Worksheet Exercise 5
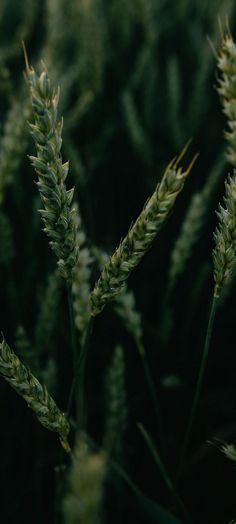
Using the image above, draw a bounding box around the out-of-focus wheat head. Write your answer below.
[63,436,106,523]
[0,98,30,204]
[72,204,93,344]
[217,29,236,166]
[103,345,127,457]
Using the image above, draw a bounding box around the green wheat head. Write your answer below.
[90,145,197,315]
[24,53,79,281]
[213,172,236,298]
[63,435,106,523]
[0,338,70,452]
[217,29,236,166]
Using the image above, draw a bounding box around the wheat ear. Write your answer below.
[0,338,70,452]
[90,145,197,315]
[213,172,236,298]
[24,50,79,281]
[217,30,236,166]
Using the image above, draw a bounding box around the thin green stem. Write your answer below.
[55,284,77,523]
[138,422,192,523]
[137,422,172,492]
[136,338,166,457]
[177,296,218,481]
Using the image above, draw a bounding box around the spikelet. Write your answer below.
[0,97,30,203]
[72,207,93,344]
[63,436,106,524]
[90,147,196,315]
[103,345,127,457]
[217,30,236,166]
[25,56,79,281]
[213,172,236,298]
[0,338,70,452]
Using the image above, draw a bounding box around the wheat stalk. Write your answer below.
[90,145,197,315]
[24,49,79,281]
[0,338,70,452]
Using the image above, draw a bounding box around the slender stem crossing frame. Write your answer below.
[177,296,218,480]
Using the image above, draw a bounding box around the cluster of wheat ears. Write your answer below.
[1,24,236,524]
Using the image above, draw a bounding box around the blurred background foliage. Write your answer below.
[0,1,236,523]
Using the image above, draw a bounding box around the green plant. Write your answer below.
[1,3,236,524]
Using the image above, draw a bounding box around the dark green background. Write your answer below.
[0,1,236,522]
